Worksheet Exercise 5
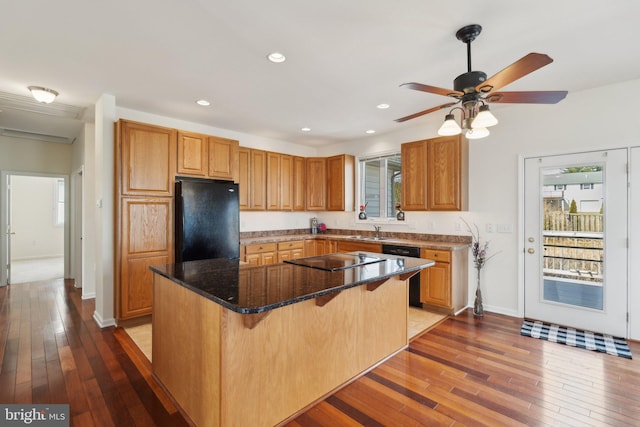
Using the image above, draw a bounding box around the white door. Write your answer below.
[1,174,13,286]
[524,149,628,337]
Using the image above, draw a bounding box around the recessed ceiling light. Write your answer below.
[196,99,211,106]
[301,127,311,132]
[366,130,376,134]
[267,52,286,63]
[376,103,390,109]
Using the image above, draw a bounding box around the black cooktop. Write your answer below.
[284,253,384,272]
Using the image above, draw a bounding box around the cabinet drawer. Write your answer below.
[245,242,277,254]
[421,249,451,263]
[277,240,305,251]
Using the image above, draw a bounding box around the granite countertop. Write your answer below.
[150,252,434,314]
[240,233,470,251]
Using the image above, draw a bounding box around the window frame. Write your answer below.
[357,152,402,221]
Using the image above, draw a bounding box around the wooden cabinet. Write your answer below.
[420,248,468,313]
[119,120,176,196]
[327,154,355,211]
[336,240,382,253]
[293,156,306,211]
[401,135,467,211]
[305,157,327,211]
[276,240,305,262]
[266,153,294,211]
[118,197,173,319]
[177,132,238,180]
[245,242,277,266]
[208,136,238,180]
[238,148,267,210]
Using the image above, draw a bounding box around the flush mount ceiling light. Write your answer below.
[267,52,286,63]
[395,24,568,139]
[196,99,211,106]
[28,86,59,104]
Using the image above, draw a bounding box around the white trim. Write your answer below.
[93,310,116,328]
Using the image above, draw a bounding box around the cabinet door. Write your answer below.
[266,152,281,210]
[177,131,208,177]
[305,157,326,210]
[427,135,463,211]
[250,149,267,210]
[420,261,452,308]
[327,154,355,211]
[238,147,250,210]
[336,241,382,253]
[208,136,238,180]
[293,156,306,211]
[401,140,428,210]
[280,154,294,211]
[119,120,176,196]
[119,197,173,319]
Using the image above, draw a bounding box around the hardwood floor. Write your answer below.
[2,278,639,426]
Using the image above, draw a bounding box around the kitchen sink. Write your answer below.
[346,235,384,241]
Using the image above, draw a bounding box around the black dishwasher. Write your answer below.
[382,244,422,307]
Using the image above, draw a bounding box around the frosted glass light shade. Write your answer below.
[465,127,490,139]
[437,114,462,136]
[471,105,498,128]
[28,86,59,103]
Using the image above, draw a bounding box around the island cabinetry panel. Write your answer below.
[305,157,327,210]
[401,135,467,211]
[118,120,176,196]
[244,242,277,266]
[420,248,468,313]
[327,154,355,211]
[336,240,382,253]
[117,197,173,319]
[152,273,408,427]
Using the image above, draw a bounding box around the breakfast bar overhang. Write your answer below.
[150,252,434,427]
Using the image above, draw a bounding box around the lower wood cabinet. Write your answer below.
[336,240,382,253]
[276,240,304,262]
[245,242,277,266]
[420,248,468,313]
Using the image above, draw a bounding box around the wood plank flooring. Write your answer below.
[2,278,639,426]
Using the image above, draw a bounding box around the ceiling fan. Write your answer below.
[395,24,567,138]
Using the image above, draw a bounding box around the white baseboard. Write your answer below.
[81,292,96,300]
[93,311,116,328]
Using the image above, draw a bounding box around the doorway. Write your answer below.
[1,173,67,285]
[523,150,627,337]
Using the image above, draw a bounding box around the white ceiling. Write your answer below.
[1,0,638,146]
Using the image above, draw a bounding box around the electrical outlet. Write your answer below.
[486,223,495,233]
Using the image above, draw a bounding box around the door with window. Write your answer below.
[524,149,627,337]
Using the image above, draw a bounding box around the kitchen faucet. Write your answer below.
[373,224,382,240]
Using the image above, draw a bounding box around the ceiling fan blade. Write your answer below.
[400,82,463,98]
[485,90,568,104]
[478,53,554,93]
[394,102,458,123]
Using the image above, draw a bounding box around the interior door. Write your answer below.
[524,149,627,337]
[1,173,13,286]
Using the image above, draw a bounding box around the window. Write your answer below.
[581,183,594,190]
[54,179,65,227]
[554,184,566,190]
[359,154,401,219]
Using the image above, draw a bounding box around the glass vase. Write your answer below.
[473,267,484,317]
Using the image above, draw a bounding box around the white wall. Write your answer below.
[10,175,64,259]
[0,136,72,173]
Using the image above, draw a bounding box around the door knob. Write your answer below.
[527,248,535,254]
[528,237,535,243]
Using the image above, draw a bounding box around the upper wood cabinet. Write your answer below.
[208,136,238,180]
[401,135,467,211]
[177,131,238,180]
[293,156,306,211]
[118,120,176,196]
[238,147,267,210]
[327,154,355,211]
[266,152,294,211]
[305,157,327,211]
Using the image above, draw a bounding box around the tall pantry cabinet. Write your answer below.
[115,120,176,320]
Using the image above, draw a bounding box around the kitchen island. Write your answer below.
[150,252,434,427]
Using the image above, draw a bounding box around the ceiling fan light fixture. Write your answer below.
[465,126,490,139]
[471,104,498,128]
[28,86,59,103]
[437,113,462,136]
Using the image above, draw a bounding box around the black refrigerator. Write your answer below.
[175,177,240,262]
